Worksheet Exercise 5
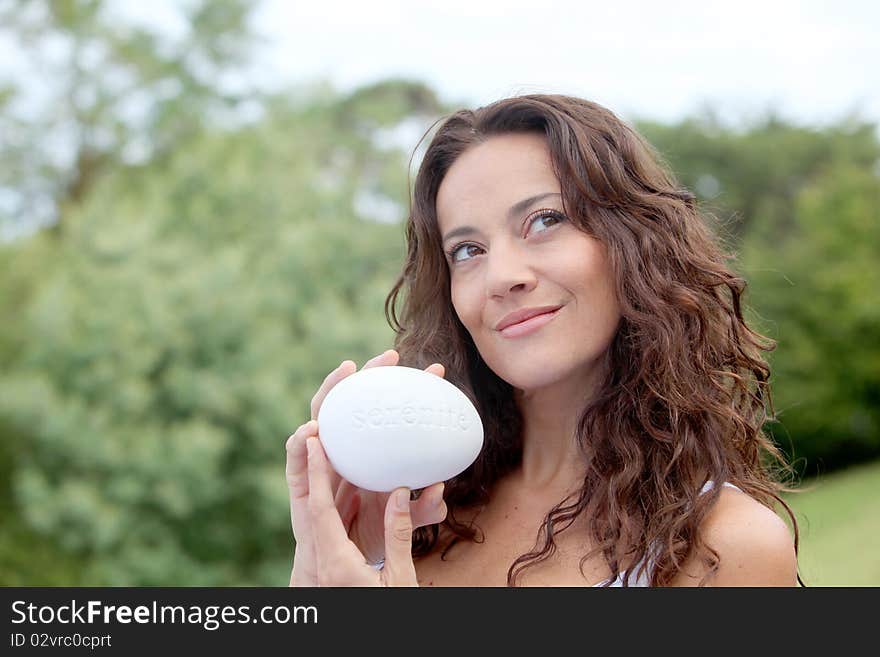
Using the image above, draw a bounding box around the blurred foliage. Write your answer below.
[743,164,880,473]
[638,113,880,241]
[0,2,446,585]
[0,0,259,239]
[0,1,877,585]
[640,115,880,475]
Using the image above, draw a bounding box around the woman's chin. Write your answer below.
[488,354,608,399]
[495,367,573,394]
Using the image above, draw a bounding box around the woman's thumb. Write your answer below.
[382,488,418,586]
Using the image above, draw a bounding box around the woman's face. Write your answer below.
[435,132,622,393]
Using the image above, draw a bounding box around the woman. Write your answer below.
[286,95,801,587]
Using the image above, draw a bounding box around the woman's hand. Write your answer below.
[304,435,428,586]
[286,349,448,586]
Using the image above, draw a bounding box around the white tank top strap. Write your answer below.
[699,480,741,495]
[596,481,742,587]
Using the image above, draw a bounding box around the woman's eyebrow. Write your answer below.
[441,192,562,245]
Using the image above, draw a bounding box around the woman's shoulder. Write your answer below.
[669,482,799,586]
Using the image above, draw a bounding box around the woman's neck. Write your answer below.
[512,363,605,491]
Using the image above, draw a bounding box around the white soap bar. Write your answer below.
[316,366,484,492]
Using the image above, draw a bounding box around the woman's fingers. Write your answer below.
[306,437,364,580]
[361,349,400,370]
[424,363,445,379]
[410,482,447,529]
[310,361,356,421]
[381,488,419,586]
[310,350,400,423]
[306,438,349,539]
[287,421,318,509]
[286,420,320,586]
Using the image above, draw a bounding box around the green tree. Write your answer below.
[639,113,880,472]
[0,0,259,240]
[0,80,445,585]
[742,163,880,473]
[637,114,879,242]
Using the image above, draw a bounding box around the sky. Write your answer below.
[248,0,880,126]
[1,0,877,242]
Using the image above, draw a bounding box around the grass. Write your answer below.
[782,459,880,586]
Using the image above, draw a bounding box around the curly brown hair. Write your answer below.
[384,94,802,586]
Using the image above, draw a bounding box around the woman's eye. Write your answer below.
[526,210,565,236]
[450,243,483,263]
[447,210,566,264]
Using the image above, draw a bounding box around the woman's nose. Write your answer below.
[484,243,537,299]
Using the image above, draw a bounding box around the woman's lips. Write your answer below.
[498,307,561,338]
